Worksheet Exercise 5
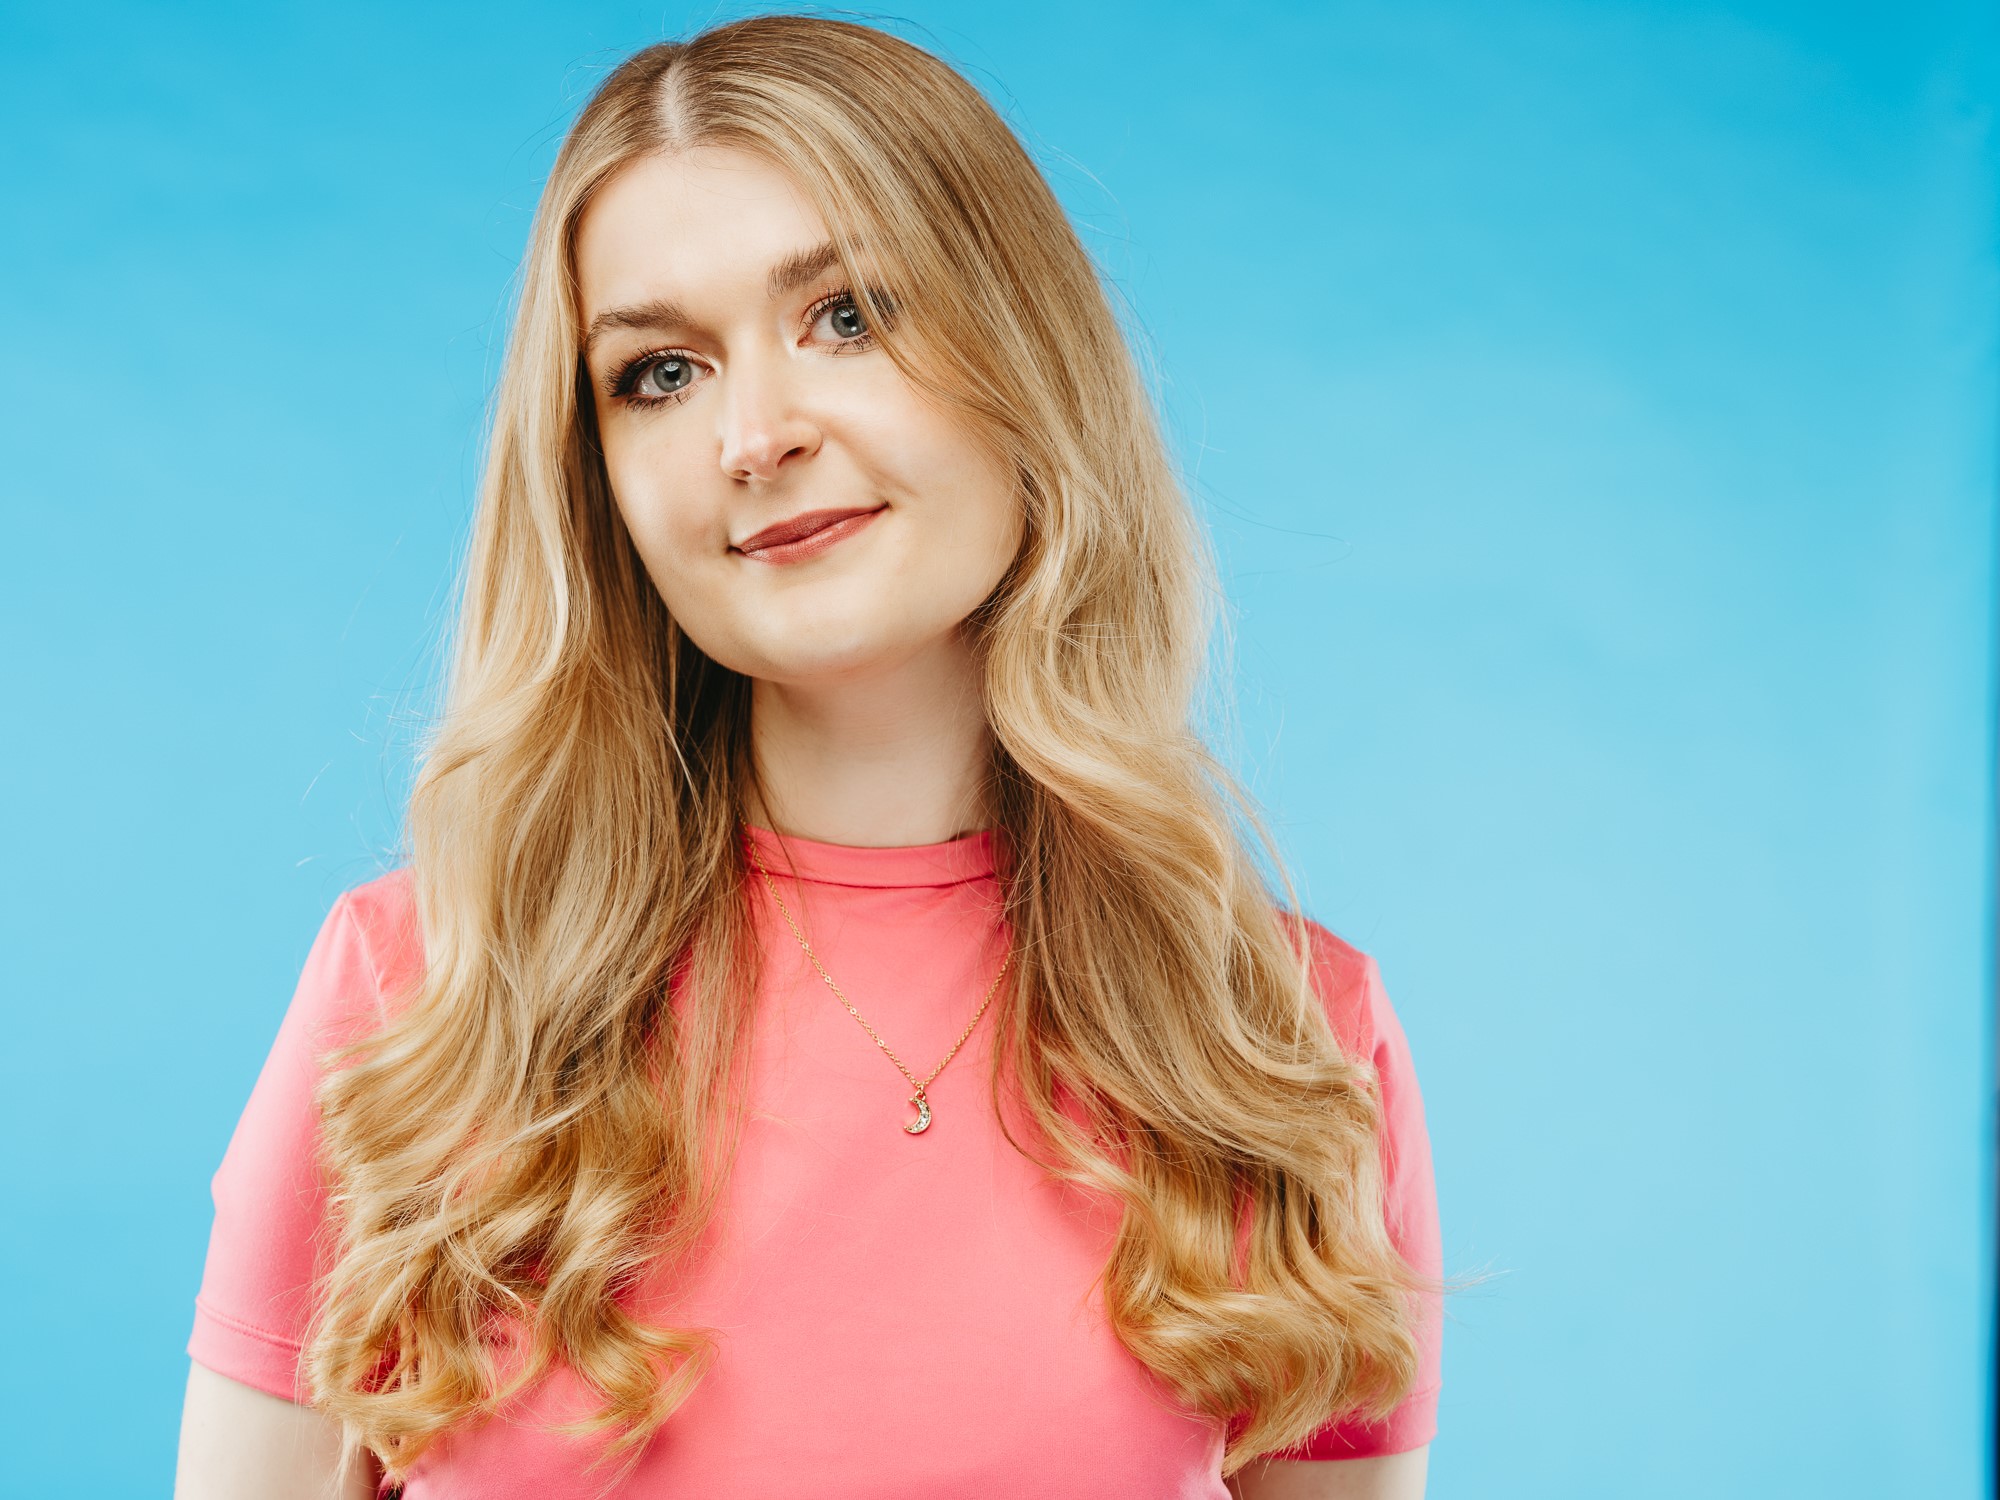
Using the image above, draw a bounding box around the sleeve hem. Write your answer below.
[189,1298,310,1404]
[1278,1381,1442,1461]
[193,1295,308,1352]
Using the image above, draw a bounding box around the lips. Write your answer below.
[736,506,884,564]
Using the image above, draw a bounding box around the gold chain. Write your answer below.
[741,818,1010,1134]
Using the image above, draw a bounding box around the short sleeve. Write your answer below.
[187,886,393,1402]
[1279,922,1444,1459]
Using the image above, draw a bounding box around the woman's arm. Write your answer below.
[1227,1446,1429,1500]
[173,1359,378,1500]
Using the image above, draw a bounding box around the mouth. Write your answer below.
[733,504,888,563]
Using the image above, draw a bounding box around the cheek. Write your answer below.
[861,402,1022,563]
[929,430,1024,575]
[602,431,717,597]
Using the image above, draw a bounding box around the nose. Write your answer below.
[716,355,821,483]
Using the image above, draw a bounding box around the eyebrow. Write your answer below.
[581,239,848,357]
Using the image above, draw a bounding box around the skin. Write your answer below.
[579,145,1018,847]
[1227,1449,1430,1500]
[174,1360,375,1500]
[174,143,1427,1500]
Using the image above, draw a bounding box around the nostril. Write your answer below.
[724,434,813,482]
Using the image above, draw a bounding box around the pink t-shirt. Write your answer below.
[189,824,1441,1497]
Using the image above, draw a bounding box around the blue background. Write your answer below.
[2,2,1992,1494]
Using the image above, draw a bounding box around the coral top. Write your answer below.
[189,824,1442,1498]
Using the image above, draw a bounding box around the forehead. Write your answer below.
[575,147,829,320]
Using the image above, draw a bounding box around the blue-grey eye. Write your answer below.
[830,302,866,339]
[642,357,694,396]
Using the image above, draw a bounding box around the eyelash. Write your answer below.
[605,286,891,411]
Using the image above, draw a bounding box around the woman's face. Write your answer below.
[575,146,1023,688]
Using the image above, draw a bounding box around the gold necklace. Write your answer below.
[741,818,1011,1136]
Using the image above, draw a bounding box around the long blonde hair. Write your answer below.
[309,14,1443,1484]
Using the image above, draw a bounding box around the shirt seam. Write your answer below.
[762,870,996,890]
[339,888,391,1022]
[193,1295,306,1354]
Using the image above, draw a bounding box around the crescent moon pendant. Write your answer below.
[904,1094,932,1134]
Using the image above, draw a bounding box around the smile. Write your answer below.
[733,505,887,564]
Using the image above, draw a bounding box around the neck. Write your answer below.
[743,633,993,848]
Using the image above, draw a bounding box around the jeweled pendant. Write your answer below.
[904,1092,932,1134]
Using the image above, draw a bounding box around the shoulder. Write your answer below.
[278,869,421,1051]
[1276,911,1440,1263]
[335,866,424,1003]
[191,872,420,1387]
[1276,909,1384,1065]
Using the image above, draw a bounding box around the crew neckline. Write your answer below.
[739,821,999,888]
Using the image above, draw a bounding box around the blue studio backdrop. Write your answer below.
[1,2,1992,1495]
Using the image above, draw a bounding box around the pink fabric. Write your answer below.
[190,825,1441,1497]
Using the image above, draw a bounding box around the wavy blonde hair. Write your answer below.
[308,13,1445,1486]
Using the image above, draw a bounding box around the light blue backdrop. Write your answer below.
[1,2,1991,1494]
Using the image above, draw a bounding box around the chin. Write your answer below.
[788,639,913,683]
[724,621,900,683]
[740,582,910,657]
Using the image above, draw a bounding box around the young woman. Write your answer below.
[175,16,1446,1500]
